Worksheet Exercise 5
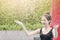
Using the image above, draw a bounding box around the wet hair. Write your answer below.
[43,12,51,24]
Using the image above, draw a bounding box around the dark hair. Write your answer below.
[43,13,51,24]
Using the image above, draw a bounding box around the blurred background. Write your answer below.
[0,0,51,30]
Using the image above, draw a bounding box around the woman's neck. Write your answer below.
[44,25,50,29]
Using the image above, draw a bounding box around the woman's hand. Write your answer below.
[14,20,27,31]
[14,20,24,26]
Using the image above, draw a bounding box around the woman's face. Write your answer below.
[41,16,49,26]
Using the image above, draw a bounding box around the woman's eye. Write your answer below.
[42,20,46,21]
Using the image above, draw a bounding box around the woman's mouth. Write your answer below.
[42,23,46,25]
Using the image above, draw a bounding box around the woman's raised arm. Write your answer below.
[14,20,40,36]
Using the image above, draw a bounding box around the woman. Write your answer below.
[15,13,58,40]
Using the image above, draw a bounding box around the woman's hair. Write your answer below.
[43,12,51,24]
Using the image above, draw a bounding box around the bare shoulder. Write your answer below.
[52,28,55,32]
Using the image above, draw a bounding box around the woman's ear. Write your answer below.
[49,20,51,24]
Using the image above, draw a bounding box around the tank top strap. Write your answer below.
[49,28,53,33]
[40,28,42,34]
[51,28,53,31]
